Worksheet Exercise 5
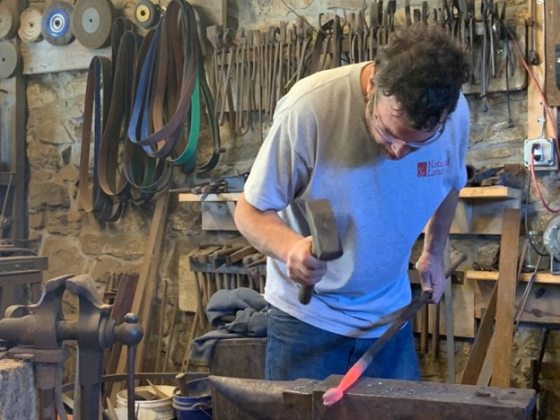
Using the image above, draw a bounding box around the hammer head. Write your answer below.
[304,199,342,261]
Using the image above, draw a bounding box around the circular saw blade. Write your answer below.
[72,0,115,50]
[0,40,19,79]
[19,7,44,44]
[42,1,74,46]
[134,0,160,29]
[0,5,15,40]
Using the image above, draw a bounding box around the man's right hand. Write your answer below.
[286,236,328,287]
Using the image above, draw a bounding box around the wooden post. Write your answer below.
[527,0,552,138]
[0,358,38,419]
[461,209,521,386]
[112,193,170,398]
[491,208,521,387]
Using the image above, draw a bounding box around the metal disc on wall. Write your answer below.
[42,1,75,46]
[544,215,560,258]
[19,7,44,44]
[134,0,160,29]
[0,41,19,79]
[0,5,15,40]
[72,0,115,50]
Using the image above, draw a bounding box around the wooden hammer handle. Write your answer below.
[298,199,342,305]
[299,285,315,304]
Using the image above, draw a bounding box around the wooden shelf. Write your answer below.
[177,186,522,233]
[466,270,560,285]
[178,187,519,203]
[178,193,241,202]
[20,40,110,75]
[459,186,522,200]
[450,186,523,235]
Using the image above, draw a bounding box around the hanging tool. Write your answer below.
[404,0,412,26]
[466,0,475,84]
[322,253,467,406]
[494,2,514,127]
[368,2,380,59]
[479,0,491,111]
[298,199,343,305]
[421,1,429,25]
[527,0,538,65]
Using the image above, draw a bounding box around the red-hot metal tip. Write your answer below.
[322,387,343,406]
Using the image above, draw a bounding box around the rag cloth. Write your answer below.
[190,287,267,364]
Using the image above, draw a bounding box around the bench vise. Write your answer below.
[0,274,143,420]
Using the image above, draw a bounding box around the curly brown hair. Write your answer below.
[374,24,470,131]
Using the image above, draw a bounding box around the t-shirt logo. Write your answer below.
[417,162,428,177]
[417,159,449,177]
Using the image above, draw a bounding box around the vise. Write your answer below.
[210,374,536,420]
[0,274,143,420]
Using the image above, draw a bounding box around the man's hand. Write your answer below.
[415,252,446,303]
[286,236,328,287]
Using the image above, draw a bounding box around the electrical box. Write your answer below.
[523,138,557,170]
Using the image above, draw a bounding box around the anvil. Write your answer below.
[210,375,536,420]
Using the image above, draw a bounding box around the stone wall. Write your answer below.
[17,0,560,416]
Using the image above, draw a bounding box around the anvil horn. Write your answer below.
[209,375,315,420]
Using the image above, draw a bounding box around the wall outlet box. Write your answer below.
[523,138,557,170]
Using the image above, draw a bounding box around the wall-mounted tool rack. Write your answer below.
[182,243,266,370]
[206,1,528,136]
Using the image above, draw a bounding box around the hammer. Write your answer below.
[299,199,343,304]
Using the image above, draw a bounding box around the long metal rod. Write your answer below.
[127,345,136,420]
[323,253,467,406]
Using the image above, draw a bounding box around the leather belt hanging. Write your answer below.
[110,16,134,65]
[127,0,221,173]
[79,56,125,222]
[19,6,44,44]
[72,0,115,50]
[123,28,173,200]
[97,30,138,202]
[42,1,74,46]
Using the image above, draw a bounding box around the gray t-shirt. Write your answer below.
[244,62,469,338]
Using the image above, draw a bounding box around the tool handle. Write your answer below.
[299,285,314,304]
[298,199,343,305]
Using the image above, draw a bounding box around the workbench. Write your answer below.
[0,253,48,315]
[467,270,560,325]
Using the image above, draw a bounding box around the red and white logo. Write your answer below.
[417,159,449,177]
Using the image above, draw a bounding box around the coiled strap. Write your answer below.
[127,0,221,173]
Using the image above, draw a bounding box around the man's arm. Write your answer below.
[234,194,327,286]
[415,188,460,303]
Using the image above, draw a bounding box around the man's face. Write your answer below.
[365,92,445,160]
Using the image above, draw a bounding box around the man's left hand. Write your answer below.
[415,252,446,304]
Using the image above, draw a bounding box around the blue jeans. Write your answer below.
[265,305,420,381]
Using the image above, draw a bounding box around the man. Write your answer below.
[234,24,470,381]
